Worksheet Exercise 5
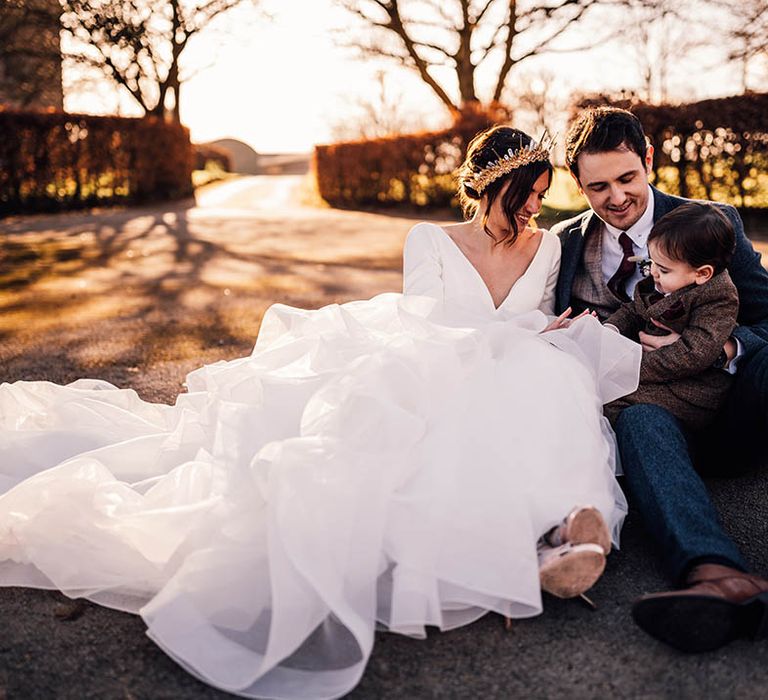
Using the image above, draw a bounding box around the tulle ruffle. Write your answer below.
[0,293,639,699]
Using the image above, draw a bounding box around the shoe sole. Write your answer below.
[539,545,606,599]
[632,592,768,652]
[566,506,611,554]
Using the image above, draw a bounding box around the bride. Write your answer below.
[0,127,639,699]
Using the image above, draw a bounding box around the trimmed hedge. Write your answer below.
[577,93,768,207]
[0,109,194,215]
[314,121,485,209]
[317,94,768,211]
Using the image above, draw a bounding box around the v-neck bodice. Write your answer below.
[437,225,547,310]
[403,222,561,320]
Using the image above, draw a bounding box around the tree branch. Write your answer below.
[412,40,456,60]
[492,0,517,102]
[59,0,259,120]
[335,0,620,113]
[383,0,460,111]
[473,0,498,24]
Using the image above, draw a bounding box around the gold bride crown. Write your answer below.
[468,132,555,195]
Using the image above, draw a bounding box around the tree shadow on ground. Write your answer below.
[0,199,406,402]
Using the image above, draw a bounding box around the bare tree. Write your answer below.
[336,0,618,117]
[330,70,436,141]
[624,0,703,104]
[0,0,63,109]
[502,68,569,145]
[60,0,262,122]
[720,0,768,91]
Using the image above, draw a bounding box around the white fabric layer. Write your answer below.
[0,292,639,699]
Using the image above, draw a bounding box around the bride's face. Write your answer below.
[485,170,550,238]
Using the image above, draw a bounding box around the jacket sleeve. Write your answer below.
[720,204,768,361]
[604,297,644,340]
[639,288,739,383]
[551,213,589,316]
[402,224,444,301]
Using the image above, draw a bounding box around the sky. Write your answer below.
[63,0,756,155]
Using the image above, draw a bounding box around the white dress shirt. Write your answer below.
[601,186,655,299]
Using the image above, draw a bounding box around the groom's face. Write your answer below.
[574,146,653,230]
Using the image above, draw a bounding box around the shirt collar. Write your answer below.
[603,185,655,247]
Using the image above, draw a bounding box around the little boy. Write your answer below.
[603,202,738,430]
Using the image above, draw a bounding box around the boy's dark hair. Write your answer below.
[565,107,648,179]
[648,202,735,273]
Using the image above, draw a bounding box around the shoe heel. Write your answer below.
[539,543,606,599]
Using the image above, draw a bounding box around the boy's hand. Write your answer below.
[639,319,680,351]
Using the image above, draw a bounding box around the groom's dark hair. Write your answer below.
[565,107,648,180]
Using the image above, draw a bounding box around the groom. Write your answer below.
[550,106,768,652]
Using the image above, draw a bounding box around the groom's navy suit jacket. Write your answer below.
[551,186,768,364]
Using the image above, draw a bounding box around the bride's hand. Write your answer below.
[542,308,596,333]
[542,308,572,332]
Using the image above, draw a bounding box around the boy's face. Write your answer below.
[573,146,653,230]
[648,241,711,294]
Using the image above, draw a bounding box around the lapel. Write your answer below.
[556,211,602,313]
[651,185,684,223]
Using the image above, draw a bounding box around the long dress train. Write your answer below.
[0,226,640,699]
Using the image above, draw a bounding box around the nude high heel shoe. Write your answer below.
[544,505,611,554]
[538,542,607,599]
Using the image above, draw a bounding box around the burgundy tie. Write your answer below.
[607,232,636,302]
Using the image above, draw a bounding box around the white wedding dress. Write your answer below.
[0,223,640,699]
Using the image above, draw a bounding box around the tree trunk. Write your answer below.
[455,8,477,108]
[167,0,183,123]
[165,62,181,123]
[490,1,516,104]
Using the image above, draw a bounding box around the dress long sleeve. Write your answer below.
[402,224,444,302]
[538,235,560,315]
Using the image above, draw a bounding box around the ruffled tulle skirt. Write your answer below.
[0,293,639,699]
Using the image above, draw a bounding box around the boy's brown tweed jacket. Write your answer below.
[603,270,739,430]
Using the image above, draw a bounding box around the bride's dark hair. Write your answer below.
[458,126,553,247]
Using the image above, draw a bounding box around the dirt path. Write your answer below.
[0,177,443,402]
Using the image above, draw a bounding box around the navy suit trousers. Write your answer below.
[614,345,768,583]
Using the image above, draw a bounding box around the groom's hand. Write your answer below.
[639,319,680,351]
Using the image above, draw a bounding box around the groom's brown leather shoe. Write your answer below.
[632,564,768,652]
